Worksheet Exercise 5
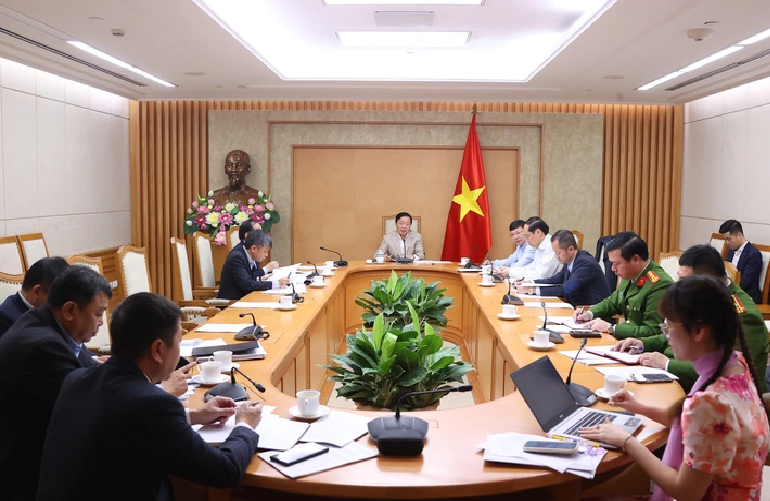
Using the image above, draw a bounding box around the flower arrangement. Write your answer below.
[183,190,281,244]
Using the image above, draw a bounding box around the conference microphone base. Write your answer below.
[234,325,262,341]
[334,260,348,267]
[501,294,524,305]
[204,382,249,403]
[367,416,429,456]
[568,382,597,407]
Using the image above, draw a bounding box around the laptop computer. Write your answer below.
[510,356,643,444]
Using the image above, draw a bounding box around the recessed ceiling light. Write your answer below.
[637,46,742,90]
[323,0,483,5]
[602,74,625,79]
[337,31,470,48]
[67,40,176,87]
[738,27,770,46]
[88,16,103,21]
[183,71,206,76]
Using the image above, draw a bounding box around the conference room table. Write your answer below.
[183,261,682,501]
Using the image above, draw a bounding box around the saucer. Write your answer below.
[497,313,521,320]
[220,363,240,373]
[527,341,555,351]
[457,268,481,273]
[289,405,331,420]
[191,374,229,386]
[595,388,634,400]
[276,304,298,311]
[321,272,334,277]
[477,282,495,287]
[308,282,326,288]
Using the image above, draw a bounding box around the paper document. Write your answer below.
[299,411,371,448]
[267,263,301,282]
[558,350,618,366]
[259,442,378,479]
[193,405,277,445]
[523,302,573,309]
[538,316,584,329]
[194,324,266,333]
[584,345,640,365]
[262,283,307,295]
[413,260,452,265]
[255,415,310,450]
[595,366,679,380]
[180,338,226,357]
[230,302,281,308]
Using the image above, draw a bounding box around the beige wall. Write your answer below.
[208,110,603,264]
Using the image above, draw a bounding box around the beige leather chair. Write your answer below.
[571,230,584,250]
[227,227,240,249]
[659,251,681,282]
[0,236,25,275]
[709,233,727,260]
[754,243,770,320]
[724,261,741,285]
[18,233,49,271]
[169,237,229,308]
[383,214,421,235]
[193,232,217,288]
[0,272,23,301]
[66,255,111,350]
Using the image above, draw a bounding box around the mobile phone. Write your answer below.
[523,440,578,455]
[569,329,602,338]
[270,443,329,467]
[629,373,675,383]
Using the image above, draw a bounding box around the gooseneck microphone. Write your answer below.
[320,246,348,267]
[541,301,564,344]
[235,312,263,341]
[233,367,267,401]
[288,283,303,303]
[367,385,473,456]
[464,246,479,269]
[204,366,249,402]
[305,261,319,284]
[565,337,597,406]
[541,301,548,332]
[501,277,523,305]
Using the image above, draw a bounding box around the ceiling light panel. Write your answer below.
[193,0,616,82]
[322,0,483,5]
[67,41,176,87]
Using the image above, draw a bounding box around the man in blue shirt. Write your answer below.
[487,218,536,274]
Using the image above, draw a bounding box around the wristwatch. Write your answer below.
[608,324,615,335]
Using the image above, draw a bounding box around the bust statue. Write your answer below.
[212,150,261,206]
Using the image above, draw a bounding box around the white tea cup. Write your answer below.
[324,260,335,268]
[200,361,222,383]
[481,274,494,284]
[460,257,470,265]
[482,263,492,275]
[296,389,320,417]
[502,304,518,316]
[321,266,332,275]
[533,330,550,346]
[312,274,324,285]
[213,350,232,372]
[604,374,626,395]
[279,294,293,307]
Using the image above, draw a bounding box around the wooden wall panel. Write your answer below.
[131,101,683,297]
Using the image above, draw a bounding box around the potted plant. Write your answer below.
[324,309,474,411]
[354,271,453,332]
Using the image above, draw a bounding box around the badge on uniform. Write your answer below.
[733,295,746,314]
[636,276,647,287]
[647,271,660,283]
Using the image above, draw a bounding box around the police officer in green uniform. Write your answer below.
[574,231,673,339]
[613,244,769,393]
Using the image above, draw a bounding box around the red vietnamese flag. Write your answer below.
[441,113,492,262]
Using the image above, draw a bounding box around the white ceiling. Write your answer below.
[0,0,767,104]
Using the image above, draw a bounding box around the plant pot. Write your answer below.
[354,402,439,412]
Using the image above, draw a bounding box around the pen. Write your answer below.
[628,345,642,353]
[577,306,586,322]
[551,435,602,448]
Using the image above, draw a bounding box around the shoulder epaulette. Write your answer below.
[647,271,660,284]
[733,295,747,314]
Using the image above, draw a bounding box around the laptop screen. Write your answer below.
[510,356,579,432]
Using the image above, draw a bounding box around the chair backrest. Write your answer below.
[0,236,25,275]
[66,255,110,348]
[709,233,727,260]
[116,245,152,297]
[228,227,240,250]
[18,233,49,271]
[753,243,770,305]
[193,232,216,287]
[571,230,584,250]
[170,237,194,301]
[659,251,682,282]
[383,215,421,235]
[724,261,742,285]
[0,272,24,300]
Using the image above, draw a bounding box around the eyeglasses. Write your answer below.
[659,321,681,339]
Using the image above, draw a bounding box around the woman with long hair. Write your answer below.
[580,275,769,501]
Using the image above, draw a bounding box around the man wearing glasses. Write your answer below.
[486,218,537,275]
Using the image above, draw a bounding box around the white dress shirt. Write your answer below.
[731,241,747,266]
[509,234,561,280]
[243,247,279,290]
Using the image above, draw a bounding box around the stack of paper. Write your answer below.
[595,365,679,381]
[558,350,619,366]
[523,302,573,309]
[299,412,372,447]
[195,411,309,451]
[259,442,378,479]
[180,338,226,357]
[193,405,276,444]
[478,432,606,479]
[584,345,640,365]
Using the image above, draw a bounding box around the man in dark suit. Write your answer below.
[532,229,610,307]
[720,219,764,303]
[218,229,289,299]
[0,256,69,337]
[0,266,112,500]
[36,293,262,501]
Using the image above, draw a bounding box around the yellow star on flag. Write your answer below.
[452,176,485,222]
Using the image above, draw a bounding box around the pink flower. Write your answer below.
[240,205,247,212]
[265,201,274,210]
[208,199,215,205]
[219,224,226,231]
[219,212,233,225]
[248,198,256,205]
[197,206,208,214]
[187,208,193,214]
[200,223,207,230]
[255,204,265,212]
[213,205,222,212]
[194,215,206,226]
[251,212,264,223]
[213,231,226,245]
[246,208,254,215]
[192,201,198,207]
[252,222,262,230]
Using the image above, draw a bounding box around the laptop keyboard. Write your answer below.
[564,411,616,436]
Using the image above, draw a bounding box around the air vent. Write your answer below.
[374,11,434,27]
[666,47,770,91]
[0,26,147,87]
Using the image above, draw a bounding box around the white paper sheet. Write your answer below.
[594,366,679,380]
[299,412,371,448]
[558,350,619,366]
[230,302,282,308]
[259,442,378,479]
[584,345,640,365]
[194,324,267,333]
[179,338,226,357]
[538,316,584,329]
[523,302,573,309]
[266,263,301,282]
[193,405,277,445]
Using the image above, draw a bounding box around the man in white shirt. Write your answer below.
[509,219,561,280]
[719,219,763,304]
[486,218,536,275]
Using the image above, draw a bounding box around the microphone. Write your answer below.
[541,301,564,344]
[235,312,263,341]
[204,366,249,402]
[304,261,319,284]
[464,246,479,269]
[367,385,473,456]
[288,283,303,303]
[320,246,348,267]
[565,337,597,406]
[541,301,548,332]
[233,367,266,401]
[501,277,523,305]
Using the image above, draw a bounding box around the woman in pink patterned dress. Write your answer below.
[581,275,769,501]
